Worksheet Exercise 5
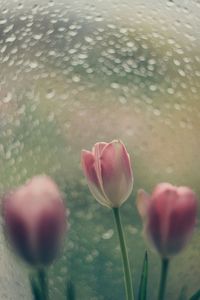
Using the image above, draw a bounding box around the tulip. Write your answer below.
[137,183,197,257]
[137,183,198,300]
[3,175,66,266]
[81,140,133,208]
[81,140,134,300]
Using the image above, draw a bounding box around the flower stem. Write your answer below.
[37,268,49,300]
[38,268,49,300]
[113,207,134,300]
[158,258,169,300]
[29,268,49,300]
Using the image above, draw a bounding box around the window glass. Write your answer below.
[0,0,199,299]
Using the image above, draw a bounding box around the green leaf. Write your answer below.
[189,289,200,300]
[178,286,187,300]
[138,251,148,300]
[66,280,76,300]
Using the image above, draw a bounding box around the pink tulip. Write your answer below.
[137,183,198,257]
[81,140,133,208]
[3,175,66,265]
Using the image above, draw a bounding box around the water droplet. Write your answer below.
[29,61,38,69]
[72,75,80,82]
[6,34,16,43]
[2,92,12,103]
[111,82,120,89]
[95,15,103,22]
[4,24,14,33]
[0,19,7,24]
[167,88,174,94]
[166,0,175,7]
[149,85,157,92]
[33,33,43,40]
[178,69,186,77]
[153,108,161,116]
[46,89,55,99]
[102,229,114,240]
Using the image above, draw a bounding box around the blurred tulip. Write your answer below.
[137,183,198,257]
[81,140,133,208]
[3,175,66,265]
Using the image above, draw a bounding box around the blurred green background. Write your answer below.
[0,0,199,299]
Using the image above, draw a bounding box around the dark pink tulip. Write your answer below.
[81,140,133,207]
[3,175,66,265]
[137,183,198,257]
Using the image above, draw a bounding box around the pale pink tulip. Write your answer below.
[81,140,133,208]
[137,183,198,257]
[3,175,66,265]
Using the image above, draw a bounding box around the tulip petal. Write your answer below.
[81,150,111,207]
[36,202,65,264]
[100,140,133,207]
[92,142,108,188]
[145,183,198,257]
[165,187,197,254]
[4,206,35,264]
[3,176,66,265]
[148,183,178,255]
[137,189,150,219]
[81,150,100,186]
[92,142,108,156]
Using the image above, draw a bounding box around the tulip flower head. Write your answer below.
[81,140,133,208]
[3,175,66,266]
[137,183,198,258]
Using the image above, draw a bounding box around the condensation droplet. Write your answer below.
[2,92,12,103]
[102,229,114,240]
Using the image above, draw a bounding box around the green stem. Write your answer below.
[158,258,170,300]
[37,268,49,300]
[113,207,134,300]
[29,274,42,300]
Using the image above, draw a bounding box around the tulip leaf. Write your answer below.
[177,286,187,300]
[66,279,76,300]
[189,289,200,300]
[138,251,148,300]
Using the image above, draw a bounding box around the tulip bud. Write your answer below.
[137,183,198,258]
[81,140,133,208]
[3,175,66,266]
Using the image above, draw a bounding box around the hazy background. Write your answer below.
[0,0,199,299]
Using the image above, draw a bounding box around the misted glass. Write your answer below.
[0,0,199,299]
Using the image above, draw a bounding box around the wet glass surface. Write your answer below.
[0,0,199,299]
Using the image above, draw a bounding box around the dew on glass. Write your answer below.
[0,0,199,299]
